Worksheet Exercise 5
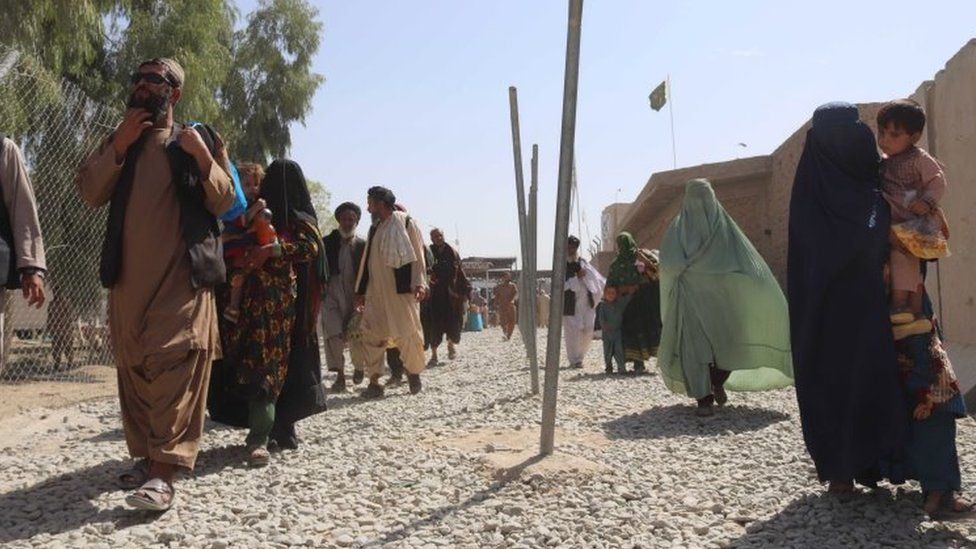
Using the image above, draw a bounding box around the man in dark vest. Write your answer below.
[321,201,367,392]
[425,227,470,365]
[75,58,235,512]
[0,136,47,366]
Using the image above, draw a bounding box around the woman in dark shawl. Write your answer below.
[209,159,328,460]
[606,232,661,373]
[788,102,908,493]
[261,159,328,448]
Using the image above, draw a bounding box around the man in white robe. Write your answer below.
[563,236,604,368]
[354,186,428,398]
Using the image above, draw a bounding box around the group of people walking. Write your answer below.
[586,100,968,519]
[1,54,965,521]
[68,57,474,511]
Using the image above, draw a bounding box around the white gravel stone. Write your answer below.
[2,330,976,547]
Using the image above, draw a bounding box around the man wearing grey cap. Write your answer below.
[76,57,236,511]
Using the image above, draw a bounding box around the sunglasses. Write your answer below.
[130,72,177,87]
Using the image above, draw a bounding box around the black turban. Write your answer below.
[334,202,362,220]
[367,186,396,207]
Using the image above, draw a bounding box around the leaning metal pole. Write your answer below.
[541,0,583,456]
[508,86,534,387]
[527,144,540,394]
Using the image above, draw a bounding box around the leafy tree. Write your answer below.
[0,0,324,162]
[0,0,326,321]
[222,0,324,162]
[307,178,337,234]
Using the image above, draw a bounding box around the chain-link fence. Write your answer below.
[0,45,119,382]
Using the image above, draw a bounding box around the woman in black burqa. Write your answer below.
[209,159,328,451]
[788,102,908,493]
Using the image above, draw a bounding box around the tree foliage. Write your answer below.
[0,0,324,163]
[0,0,328,316]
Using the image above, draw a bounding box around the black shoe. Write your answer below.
[352,370,365,385]
[269,424,299,450]
[362,383,385,399]
[633,361,646,374]
[329,378,348,394]
[605,365,613,374]
[714,384,728,406]
[408,374,422,395]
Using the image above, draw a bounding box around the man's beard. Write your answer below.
[127,89,171,120]
[339,227,356,239]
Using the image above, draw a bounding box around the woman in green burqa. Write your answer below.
[606,232,661,374]
[658,179,793,416]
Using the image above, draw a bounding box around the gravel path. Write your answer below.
[2,329,975,548]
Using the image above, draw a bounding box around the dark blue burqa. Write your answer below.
[788,102,908,483]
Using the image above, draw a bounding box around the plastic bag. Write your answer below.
[891,214,950,260]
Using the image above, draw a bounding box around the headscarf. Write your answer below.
[788,102,907,482]
[657,179,793,396]
[261,159,329,335]
[607,232,647,286]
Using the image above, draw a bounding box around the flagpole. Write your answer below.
[667,74,677,169]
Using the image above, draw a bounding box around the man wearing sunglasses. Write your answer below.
[76,58,236,512]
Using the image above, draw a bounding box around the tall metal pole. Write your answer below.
[541,0,584,456]
[667,74,677,169]
[527,144,540,394]
[508,86,533,375]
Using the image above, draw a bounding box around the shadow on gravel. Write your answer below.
[83,427,127,443]
[566,371,657,382]
[417,393,535,423]
[601,404,790,440]
[0,444,244,543]
[725,490,974,548]
[362,454,545,547]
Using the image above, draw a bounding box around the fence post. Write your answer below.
[527,144,540,394]
[507,86,534,389]
[541,0,584,456]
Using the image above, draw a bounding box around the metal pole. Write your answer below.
[527,144,540,394]
[541,0,584,456]
[667,74,677,169]
[508,86,533,376]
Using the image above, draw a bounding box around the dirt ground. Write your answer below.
[0,365,116,420]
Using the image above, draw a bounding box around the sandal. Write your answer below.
[125,478,175,512]
[247,445,270,467]
[117,458,149,489]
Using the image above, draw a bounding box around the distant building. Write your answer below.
[461,257,516,285]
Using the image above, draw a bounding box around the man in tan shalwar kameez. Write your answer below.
[76,58,234,511]
[493,272,518,341]
[354,186,428,399]
[0,136,47,361]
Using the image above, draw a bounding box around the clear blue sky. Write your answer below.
[237,0,975,268]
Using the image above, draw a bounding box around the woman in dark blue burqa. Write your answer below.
[788,102,907,493]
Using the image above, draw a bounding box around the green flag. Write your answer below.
[649,80,667,111]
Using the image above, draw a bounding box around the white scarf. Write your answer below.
[374,211,417,268]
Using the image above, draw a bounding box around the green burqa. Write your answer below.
[657,179,793,399]
[608,232,646,286]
